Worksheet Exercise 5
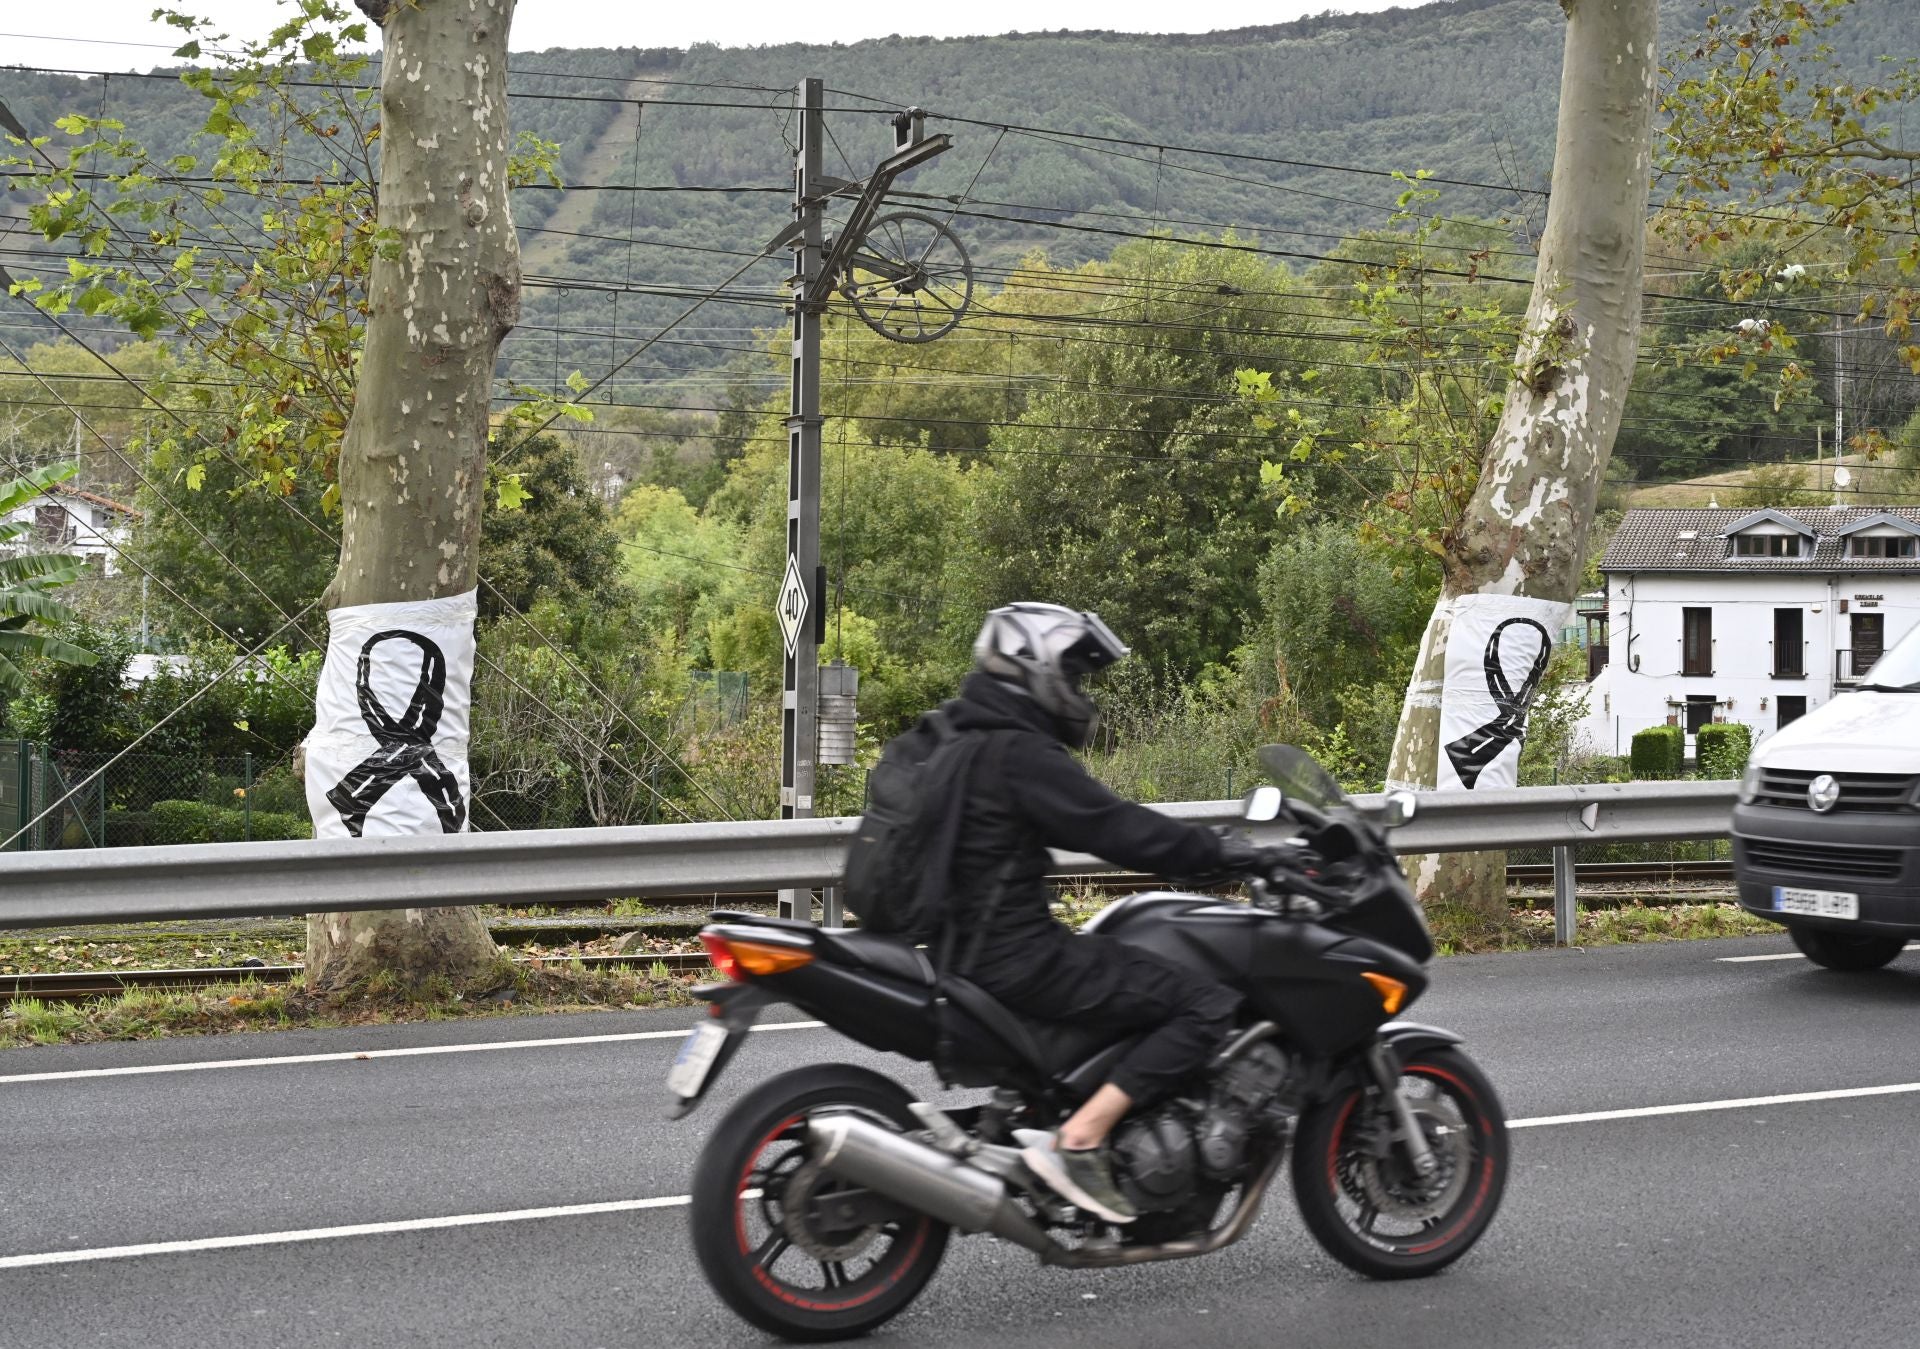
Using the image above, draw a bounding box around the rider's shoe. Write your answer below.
[1014,1129,1138,1224]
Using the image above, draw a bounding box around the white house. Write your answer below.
[0,487,138,577]
[1577,506,1920,756]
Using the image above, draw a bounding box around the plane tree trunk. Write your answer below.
[304,0,519,992]
[1386,0,1657,916]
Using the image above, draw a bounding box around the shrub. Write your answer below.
[1629,724,1685,779]
[144,799,312,845]
[1696,722,1755,780]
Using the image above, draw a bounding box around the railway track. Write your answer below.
[0,860,1738,1003]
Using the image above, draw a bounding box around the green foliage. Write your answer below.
[1629,724,1686,780]
[0,462,99,692]
[1696,721,1755,779]
[1257,523,1437,735]
[132,454,335,650]
[1661,0,1920,419]
[479,435,630,618]
[145,799,311,845]
[1726,462,1825,510]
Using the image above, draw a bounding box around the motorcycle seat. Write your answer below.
[822,929,938,985]
[821,929,1130,1078]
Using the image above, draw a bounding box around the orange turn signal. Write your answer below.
[700,932,814,981]
[1361,971,1408,1015]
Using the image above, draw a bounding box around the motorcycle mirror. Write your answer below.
[1382,791,1418,829]
[1243,785,1284,822]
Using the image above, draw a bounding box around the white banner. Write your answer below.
[1435,593,1568,793]
[304,590,476,839]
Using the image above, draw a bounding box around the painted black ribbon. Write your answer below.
[325,629,467,837]
[1443,616,1552,790]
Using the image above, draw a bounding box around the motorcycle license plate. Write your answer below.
[1773,885,1859,920]
[666,1021,729,1099]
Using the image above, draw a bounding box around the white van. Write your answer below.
[1732,625,1920,970]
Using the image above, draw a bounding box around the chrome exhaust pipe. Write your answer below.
[807,1113,1057,1256]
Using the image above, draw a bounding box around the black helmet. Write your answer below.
[972,602,1129,748]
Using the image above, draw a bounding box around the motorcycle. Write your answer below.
[668,745,1509,1342]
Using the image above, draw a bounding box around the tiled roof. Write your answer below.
[1601,506,1920,573]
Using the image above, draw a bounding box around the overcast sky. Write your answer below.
[3,1,1444,71]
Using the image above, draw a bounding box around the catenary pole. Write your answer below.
[778,77,826,923]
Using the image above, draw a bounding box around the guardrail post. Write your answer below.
[823,884,842,928]
[1553,845,1577,945]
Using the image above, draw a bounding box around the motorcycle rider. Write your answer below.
[941,602,1265,1224]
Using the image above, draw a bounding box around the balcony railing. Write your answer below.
[1836,648,1881,686]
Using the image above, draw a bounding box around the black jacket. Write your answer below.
[942,672,1225,975]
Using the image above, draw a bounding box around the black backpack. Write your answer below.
[843,703,987,941]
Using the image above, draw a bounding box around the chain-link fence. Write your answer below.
[0,742,311,851]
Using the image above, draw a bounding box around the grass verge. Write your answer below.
[0,959,711,1050]
[1428,899,1778,954]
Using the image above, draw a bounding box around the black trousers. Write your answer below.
[968,929,1241,1104]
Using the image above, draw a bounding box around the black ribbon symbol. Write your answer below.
[325,630,467,837]
[1443,617,1552,790]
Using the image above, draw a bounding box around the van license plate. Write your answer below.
[1773,886,1859,920]
[667,1021,729,1099]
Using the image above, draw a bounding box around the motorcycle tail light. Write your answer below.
[701,932,814,980]
[1361,971,1408,1015]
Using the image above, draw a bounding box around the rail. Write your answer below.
[0,780,1739,945]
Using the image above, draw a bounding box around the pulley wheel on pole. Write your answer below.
[840,211,973,344]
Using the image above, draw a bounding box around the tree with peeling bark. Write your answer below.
[303,0,520,992]
[1384,0,1659,915]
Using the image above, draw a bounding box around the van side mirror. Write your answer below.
[1243,785,1284,822]
[1382,791,1418,829]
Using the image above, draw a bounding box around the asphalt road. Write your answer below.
[4,930,1920,1348]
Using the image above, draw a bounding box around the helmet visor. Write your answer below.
[1058,611,1129,678]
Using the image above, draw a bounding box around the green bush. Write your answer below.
[144,799,312,845]
[1696,722,1755,780]
[1629,724,1685,779]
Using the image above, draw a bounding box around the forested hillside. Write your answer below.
[8,0,1918,391]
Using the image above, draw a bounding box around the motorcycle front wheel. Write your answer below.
[689,1063,950,1342]
[1290,1044,1508,1279]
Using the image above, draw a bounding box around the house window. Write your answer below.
[1682,607,1713,676]
[1733,534,1801,558]
[1685,695,1718,736]
[33,504,68,541]
[1773,608,1804,678]
[1847,535,1917,559]
[1778,696,1807,730]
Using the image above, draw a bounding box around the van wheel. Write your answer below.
[1788,925,1907,971]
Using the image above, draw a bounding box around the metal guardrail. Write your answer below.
[0,780,1740,936]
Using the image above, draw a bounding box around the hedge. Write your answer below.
[1696,722,1755,780]
[1629,724,1685,779]
[144,800,313,846]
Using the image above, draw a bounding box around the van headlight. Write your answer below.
[1738,761,1764,804]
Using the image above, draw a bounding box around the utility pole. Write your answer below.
[776,78,826,923]
[769,80,958,924]
[1833,311,1846,504]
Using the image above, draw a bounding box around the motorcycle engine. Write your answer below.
[1110,1108,1199,1214]
[1196,1042,1291,1181]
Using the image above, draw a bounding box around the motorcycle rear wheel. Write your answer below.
[689,1063,950,1341]
[1290,1045,1507,1279]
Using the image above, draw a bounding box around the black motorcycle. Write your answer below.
[668,745,1508,1342]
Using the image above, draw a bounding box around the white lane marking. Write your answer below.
[0,1195,694,1271]
[7,1075,1919,1271]
[1717,943,1920,963]
[0,1020,826,1086]
[1508,1079,1920,1130]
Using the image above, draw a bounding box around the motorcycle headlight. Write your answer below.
[1738,760,1764,805]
